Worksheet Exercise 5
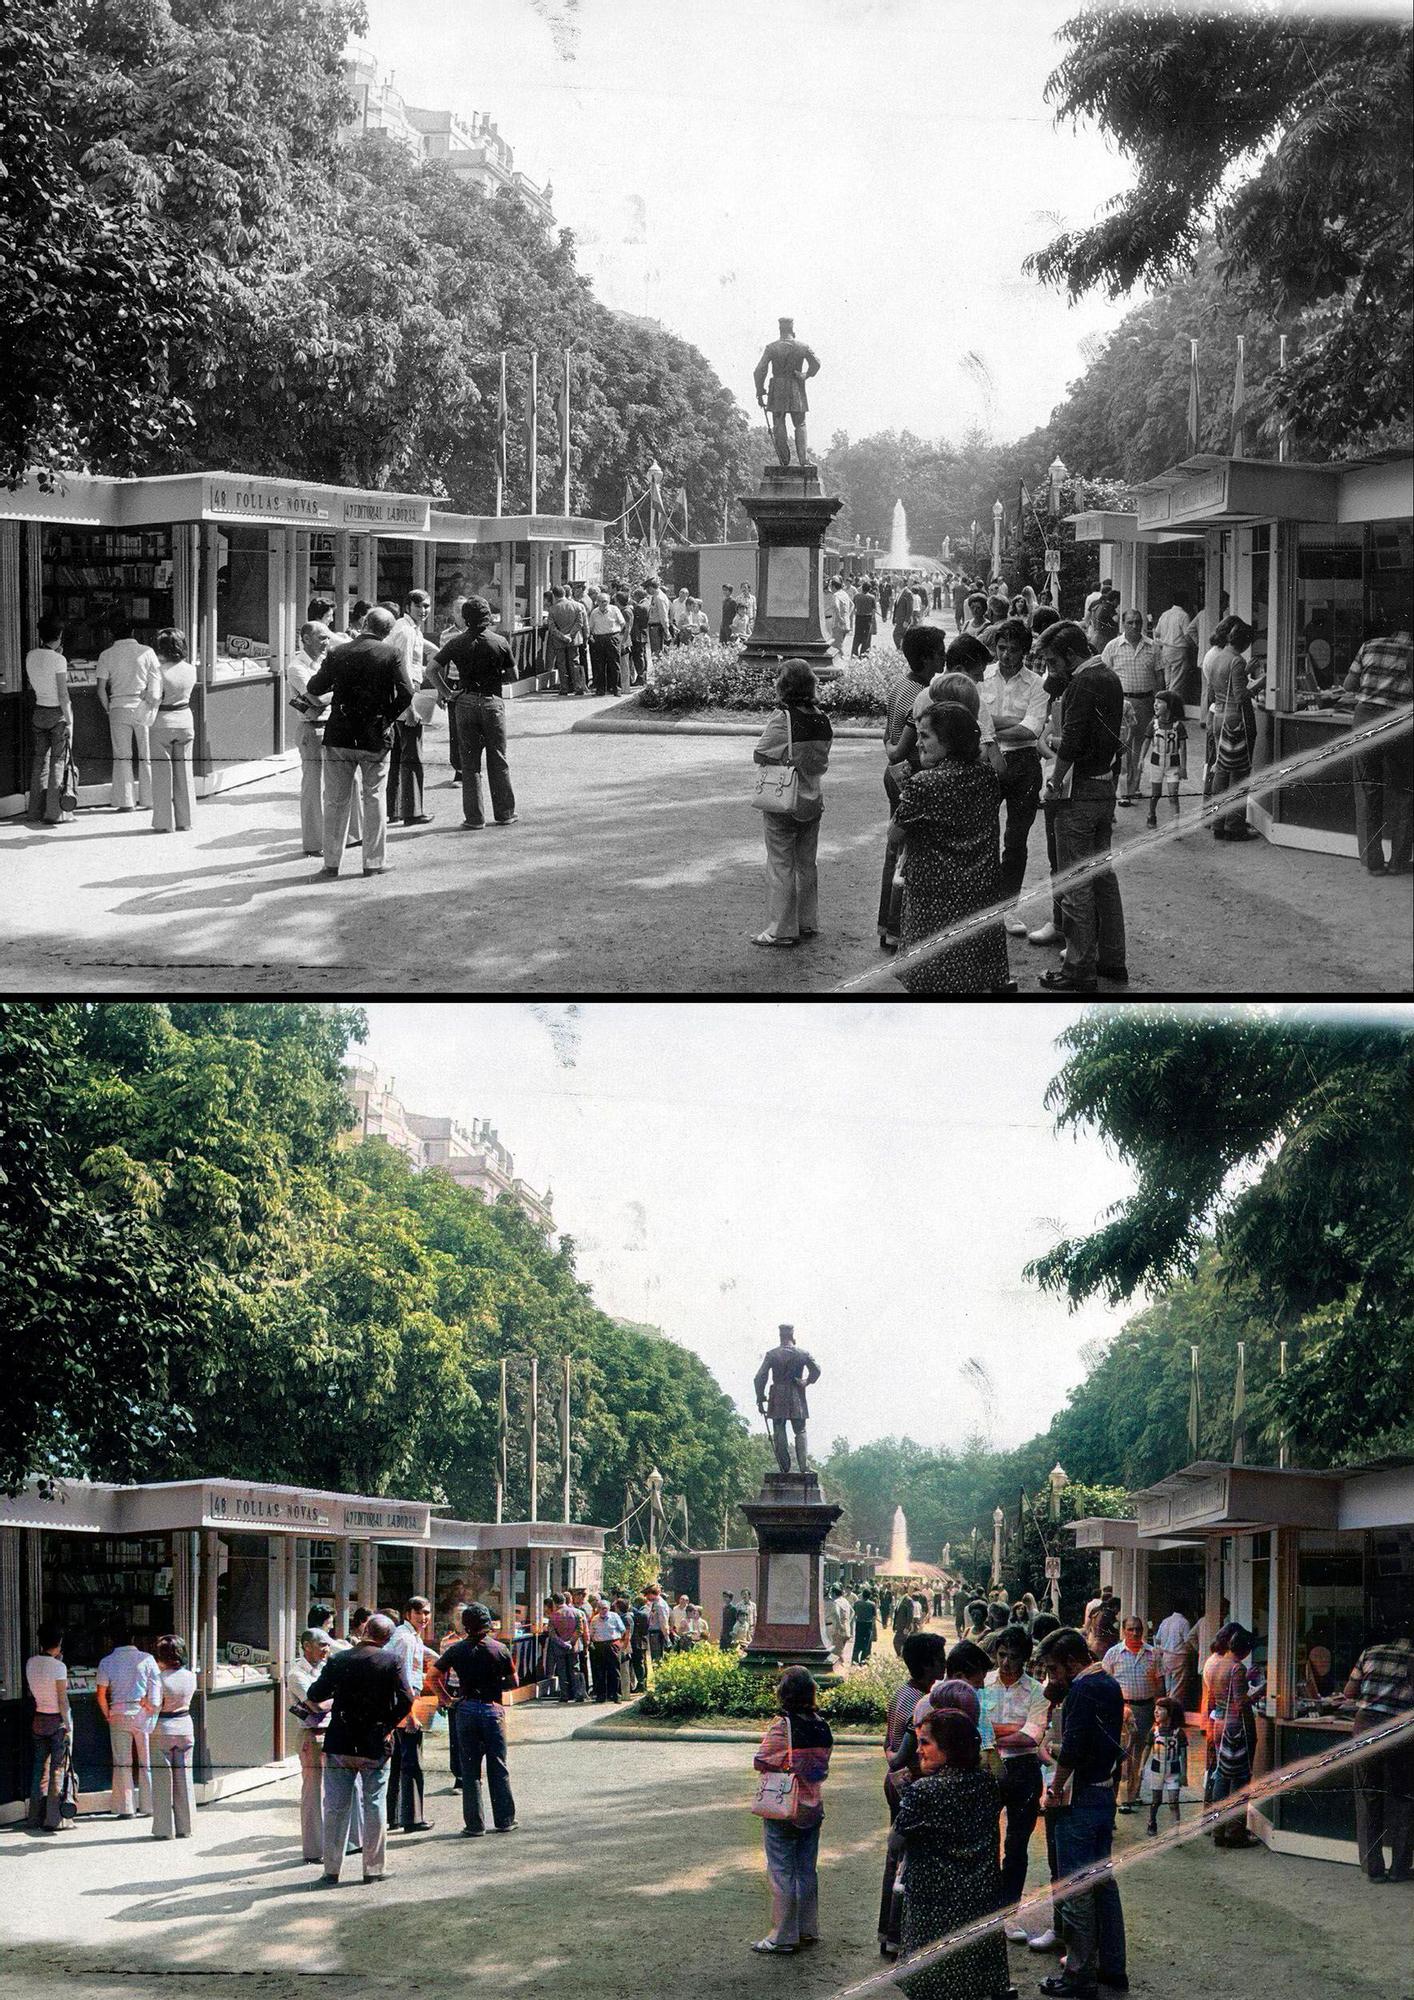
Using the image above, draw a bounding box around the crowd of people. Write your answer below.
[745,575,1411,983]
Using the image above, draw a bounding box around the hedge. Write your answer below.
[639,1643,906,1726]
[638,637,903,718]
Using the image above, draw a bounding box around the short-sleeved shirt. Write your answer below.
[434,626,515,698]
[97,1644,162,1721]
[96,639,161,705]
[1102,635,1162,696]
[25,647,68,706]
[589,1611,625,1644]
[984,1667,1050,1756]
[389,1619,429,1694]
[26,1654,68,1713]
[438,1635,516,1705]
[1102,1641,1163,1701]
[1343,634,1413,710]
[1346,1637,1414,1715]
[157,1665,197,1716]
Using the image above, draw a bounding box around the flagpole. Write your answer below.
[562,349,572,516]
[527,351,539,515]
[1278,335,1289,463]
[1278,1339,1288,1468]
[1187,340,1201,456]
[1232,1340,1246,1466]
[496,352,507,518]
[1230,335,1246,458]
[1188,1344,1201,1458]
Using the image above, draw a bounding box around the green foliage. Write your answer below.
[0,1004,760,1531]
[640,1645,776,1720]
[818,1651,905,1727]
[639,640,898,717]
[0,0,194,485]
[602,1547,664,1600]
[1028,4,1413,453]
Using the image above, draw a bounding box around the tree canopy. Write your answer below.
[1028,2,1413,453]
[3,0,754,528]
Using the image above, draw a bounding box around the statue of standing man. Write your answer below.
[754,1323,821,1475]
[753,319,821,470]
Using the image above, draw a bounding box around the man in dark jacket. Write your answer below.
[1035,619,1127,994]
[429,597,518,829]
[306,1611,412,1883]
[307,606,414,879]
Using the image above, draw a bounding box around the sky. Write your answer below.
[358,0,1144,446]
[358,1000,1152,1456]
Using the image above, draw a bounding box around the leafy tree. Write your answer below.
[1026,1006,1414,1469]
[0,1,193,486]
[1028,3,1413,453]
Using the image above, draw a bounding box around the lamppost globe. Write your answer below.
[992,1506,1005,1527]
[1047,1462,1070,1521]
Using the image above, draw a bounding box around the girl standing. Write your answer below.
[149,628,198,834]
[1142,692,1188,826]
[1141,1695,1188,1834]
[150,1636,198,1839]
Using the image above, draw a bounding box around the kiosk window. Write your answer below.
[1295,525,1365,707]
[1293,1531,1365,1715]
[216,1533,271,1658]
[41,1531,176,1672]
[215,526,272,664]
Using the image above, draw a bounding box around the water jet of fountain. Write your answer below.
[888,499,910,569]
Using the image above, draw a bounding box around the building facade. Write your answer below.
[341,51,555,226]
[344,1056,554,1231]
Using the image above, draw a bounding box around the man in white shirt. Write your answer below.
[669,1593,691,1647]
[25,613,75,825]
[645,578,672,662]
[737,1590,757,1649]
[1153,1606,1194,1697]
[827,1587,853,1665]
[26,1622,72,1830]
[587,590,627,695]
[982,617,1052,933]
[387,1595,435,1833]
[1102,1617,1166,1808]
[985,1625,1051,1935]
[588,1601,626,1703]
[828,578,853,656]
[287,1628,334,1861]
[670,586,692,641]
[287,622,362,856]
[386,592,433,826]
[96,619,162,810]
[1103,609,1163,803]
[96,1625,162,1816]
[1153,595,1197,694]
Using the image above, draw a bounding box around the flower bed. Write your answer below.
[639,1643,905,1725]
[638,637,901,719]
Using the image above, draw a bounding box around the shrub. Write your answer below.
[818,1649,906,1727]
[638,636,898,717]
[640,1644,776,1719]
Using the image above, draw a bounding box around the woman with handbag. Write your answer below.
[751,1666,833,1955]
[1202,617,1259,840]
[750,659,833,947]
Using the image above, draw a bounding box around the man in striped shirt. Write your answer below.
[1344,1621,1413,1881]
[1340,623,1412,874]
[1102,1616,1165,1809]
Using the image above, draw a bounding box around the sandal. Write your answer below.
[751,933,797,948]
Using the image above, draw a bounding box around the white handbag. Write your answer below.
[749,707,801,815]
[751,1714,800,1820]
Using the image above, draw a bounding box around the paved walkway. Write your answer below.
[3,695,1408,993]
[1,1700,1405,2000]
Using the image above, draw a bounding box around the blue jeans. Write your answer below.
[29,1720,68,1829]
[321,1754,388,1879]
[455,1702,515,1832]
[456,695,516,825]
[763,1816,821,1947]
[1053,1782,1126,1984]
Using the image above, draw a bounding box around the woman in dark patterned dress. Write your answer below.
[891,699,1010,994]
[894,1709,1013,2000]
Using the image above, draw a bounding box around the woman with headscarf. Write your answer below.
[890,700,1010,995]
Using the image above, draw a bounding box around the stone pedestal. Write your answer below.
[739,466,843,670]
[740,1471,843,1671]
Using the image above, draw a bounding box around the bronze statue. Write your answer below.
[753,319,820,469]
[753,1323,821,1475]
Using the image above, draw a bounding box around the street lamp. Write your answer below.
[991,500,1004,581]
[991,1505,1005,1587]
[1048,1463,1070,1522]
[1047,455,1069,515]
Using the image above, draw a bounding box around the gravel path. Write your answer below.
[1,1701,1407,2000]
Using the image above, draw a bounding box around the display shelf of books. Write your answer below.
[41,527,175,670]
[42,1534,176,1670]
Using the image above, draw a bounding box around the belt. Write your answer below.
[157,702,192,712]
[159,1709,191,1719]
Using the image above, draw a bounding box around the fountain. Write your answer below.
[888,499,910,570]
[888,1504,911,1571]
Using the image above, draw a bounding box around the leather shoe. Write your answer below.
[1038,1977,1097,1998]
[1039,969,1097,993]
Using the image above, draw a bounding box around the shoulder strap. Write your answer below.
[785,705,793,758]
